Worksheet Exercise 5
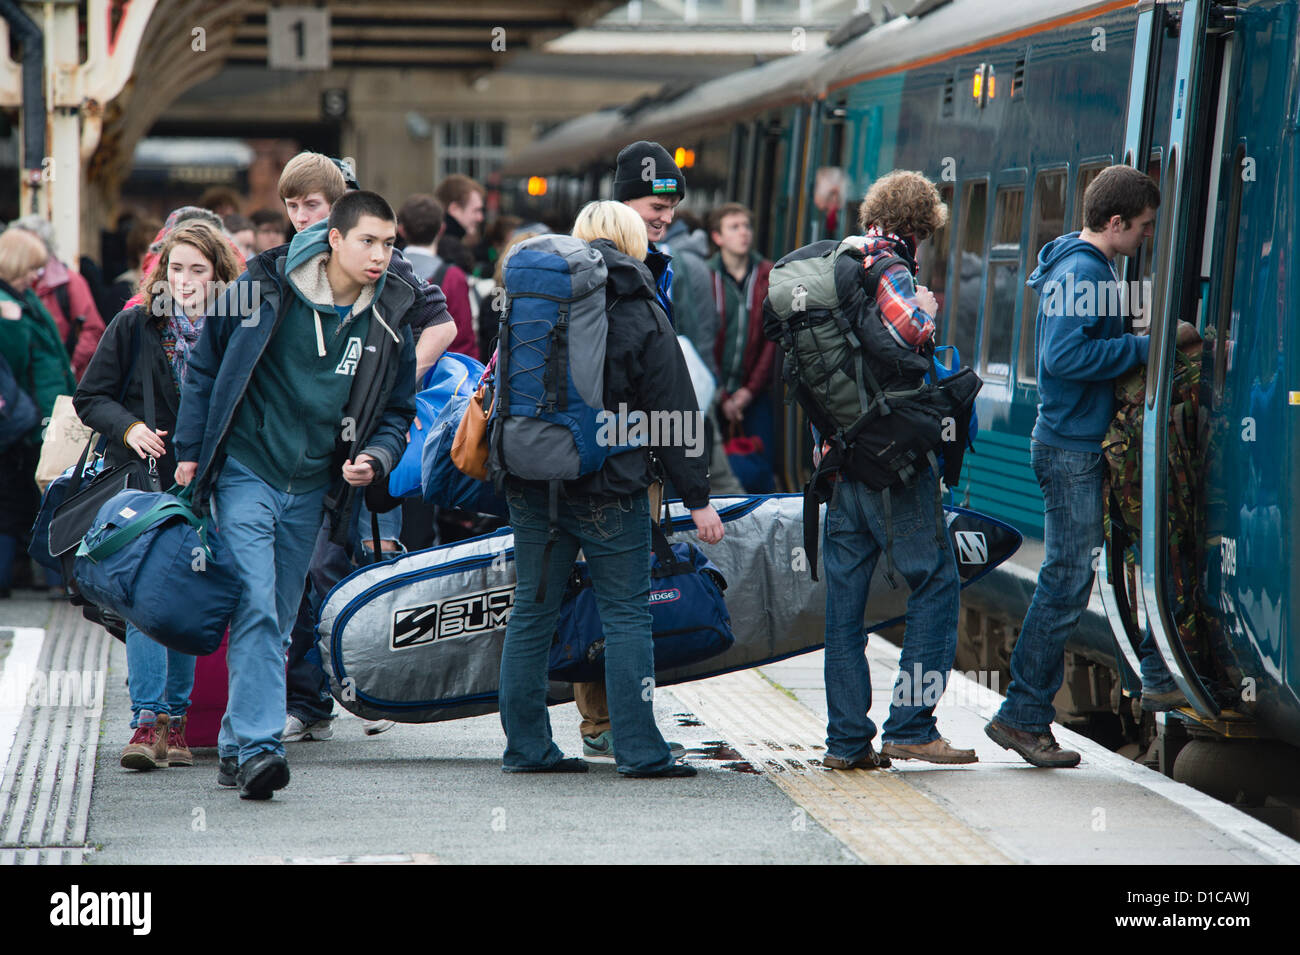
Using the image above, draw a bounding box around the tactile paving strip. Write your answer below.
[0,605,109,864]
[674,669,1011,864]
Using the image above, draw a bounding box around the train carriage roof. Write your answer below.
[504,0,1128,175]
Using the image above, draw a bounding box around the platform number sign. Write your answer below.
[268,6,331,71]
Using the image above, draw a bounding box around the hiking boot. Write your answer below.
[217,756,237,788]
[121,713,170,770]
[984,719,1081,768]
[822,744,891,770]
[283,714,333,742]
[237,752,290,800]
[166,715,193,767]
[582,731,685,763]
[1140,687,1188,713]
[882,737,978,764]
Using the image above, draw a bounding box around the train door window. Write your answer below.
[946,179,987,364]
[918,184,954,333]
[1072,162,1109,230]
[1019,169,1068,383]
[1212,143,1246,403]
[981,186,1024,380]
[1133,151,1162,333]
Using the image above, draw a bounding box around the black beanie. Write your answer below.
[613,141,686,202]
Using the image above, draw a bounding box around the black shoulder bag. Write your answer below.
[48,321,162,561]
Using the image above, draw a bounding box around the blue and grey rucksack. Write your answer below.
[487,234,628,599]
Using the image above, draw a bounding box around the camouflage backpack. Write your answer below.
[1101,344,1221,679]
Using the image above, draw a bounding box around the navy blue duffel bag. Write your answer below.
[549,527,734,683]
[73,488,242,655]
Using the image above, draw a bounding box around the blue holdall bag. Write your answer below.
[73,487,242,655]
[549,522,734,683]
[389,352,485,498]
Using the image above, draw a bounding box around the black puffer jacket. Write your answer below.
[511,238,711,509]
[74,305,180,483]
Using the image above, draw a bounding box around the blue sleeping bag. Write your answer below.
[388,353,484,498]
[420,391,507,516]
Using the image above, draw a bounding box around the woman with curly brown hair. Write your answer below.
[74,220,243,772]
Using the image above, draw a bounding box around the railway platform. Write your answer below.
[2,595,1297,867]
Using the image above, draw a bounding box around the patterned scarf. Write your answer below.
[160,303,204,395]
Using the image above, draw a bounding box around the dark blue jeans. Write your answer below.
[822,471,960,759]
[997,440,1176,733]
[498,485,675,775]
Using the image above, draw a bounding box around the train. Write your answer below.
[498,0,1300,822]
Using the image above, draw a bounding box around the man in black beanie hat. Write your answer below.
[612,140,685,325]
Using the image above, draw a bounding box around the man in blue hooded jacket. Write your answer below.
[985,165,1198,768]
[174,191,417,799]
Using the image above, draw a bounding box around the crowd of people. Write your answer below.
[0,134,1187,796]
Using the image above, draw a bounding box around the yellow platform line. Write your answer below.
[673,669,1011,864]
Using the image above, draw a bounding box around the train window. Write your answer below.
[946,179,987,365]
[918,184,954,331]
[981,186,1024,380]
[983,263,1019,380]
[992,188,1024,248]
[1020,169,1068,383]
[1072,163,1108,230]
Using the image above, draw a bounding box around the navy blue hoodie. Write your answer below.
[1029,232,1150,452]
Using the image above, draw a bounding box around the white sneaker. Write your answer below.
[284,714,333,742]
[362,719,395,736]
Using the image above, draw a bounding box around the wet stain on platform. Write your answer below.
[688,741,759,774]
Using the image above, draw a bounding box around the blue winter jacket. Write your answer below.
[1029,232,1150,453]
[174,223,418,545]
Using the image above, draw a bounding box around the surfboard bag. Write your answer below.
[549,529,734,683]
[315,494,1022,723]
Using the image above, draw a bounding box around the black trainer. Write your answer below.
[984,719,1080,768]
[217,756,237,788]
[620,760,698,778]
[236,752,291,799]
[501,757,590,774]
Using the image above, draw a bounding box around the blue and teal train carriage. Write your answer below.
[503,0,1300,818]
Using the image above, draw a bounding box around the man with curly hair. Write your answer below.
[819,170,979,770]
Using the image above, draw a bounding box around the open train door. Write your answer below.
[1105,0,1237,718]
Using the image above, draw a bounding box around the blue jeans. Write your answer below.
[997,440,1176,733]
[212,456,326,763]
[499,485,674,775]
[125,624,196,727]
[822,471,960,758]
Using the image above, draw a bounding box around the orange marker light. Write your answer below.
[972,69,983,100]
[527,176,548,197]
[988,74,996,99]
[673,147,696,168]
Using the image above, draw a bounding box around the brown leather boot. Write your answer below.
[882,737,979,764]
[984,719,1080,768]
[121,712,170,770]
[167,714,193,767]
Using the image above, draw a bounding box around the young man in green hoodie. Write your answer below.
[174,191,418,800]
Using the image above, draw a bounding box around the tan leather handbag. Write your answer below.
[451,382,494,480]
